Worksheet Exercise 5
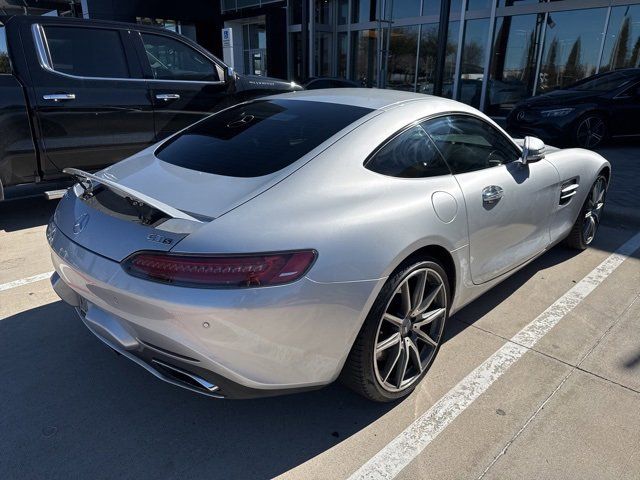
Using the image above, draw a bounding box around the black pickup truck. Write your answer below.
[0,15,301,200]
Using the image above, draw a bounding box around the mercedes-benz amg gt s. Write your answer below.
[48,89,610,402]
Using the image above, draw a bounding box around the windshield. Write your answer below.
[155,99,373,177]
[569,71,637,92]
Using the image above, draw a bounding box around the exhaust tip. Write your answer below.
[151,359,220,393]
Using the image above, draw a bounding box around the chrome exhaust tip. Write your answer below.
[151,359,220,394]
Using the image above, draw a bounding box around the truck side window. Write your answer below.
[0,25,10,74]
[141,33,219,82]
[43,26,130,79]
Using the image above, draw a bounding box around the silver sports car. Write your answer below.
[47,89,610,402]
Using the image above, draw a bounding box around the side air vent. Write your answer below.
[560,179,579,205]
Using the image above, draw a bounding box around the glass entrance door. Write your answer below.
[243,21,267,76]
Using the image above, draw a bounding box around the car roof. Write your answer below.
[267,88,467,111]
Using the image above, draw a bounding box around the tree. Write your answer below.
[613,17,631,69]
[563,37,583,86]
[543,37,560,91]
[630,37,640,67]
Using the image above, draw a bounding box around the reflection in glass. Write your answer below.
[0,26,9,74]
[338,32,348,78]
[422,0,440,18]
[386,26,419,91]
[315,0,333,25]
[388,0,421,20]
[458,18,489,108]
[487,14,544,116]
[600,5,640,72]
[417,23,439,94]
[351,29,378,87]
[352,0,377,23]
[442,21,459,98]
[467,0,492,11]
[315,32,332,77]
[290,32,303,82]
[338,0,349,25]
[537,9,607,94]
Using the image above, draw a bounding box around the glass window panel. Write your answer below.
[366,125,450,178]
[315,32,333,76]
[537,8,607,94]
[389,0,421,20]
[458,18,489,108]
[142,33,218,81]
[338,32,348,78]
[44,26,130,78]
[0,26,10,74]
[352,0,377,23]
[487,14,544,116]
[442,21,460,98]
[290,1,302,24]
[387,26,419,91]
[290,32,303,82]
[422,1,440,18]
[422,115,521,173]
[600,5,640,72]
[467,0,492,11]
[338,0,349,25]
[351,29,378,87]
[315,0,333,25]
[417,23,439,94]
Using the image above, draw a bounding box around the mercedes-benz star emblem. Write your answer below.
[73,213,90,234]
[517,111,525,121]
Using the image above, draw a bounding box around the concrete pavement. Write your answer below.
[1,160,639,479]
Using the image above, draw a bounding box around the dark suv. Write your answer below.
[0,15,301,200]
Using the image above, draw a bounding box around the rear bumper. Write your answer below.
[48,221,381,398]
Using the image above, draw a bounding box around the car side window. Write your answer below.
[0,25,10,74]
[421,115,521,174]
[43,26,130,78]
[365,125,451,178]
[141,33,219,82]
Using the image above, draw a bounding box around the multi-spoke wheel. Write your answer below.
[341,258,450,402]
[575,115,607,149]
[566,174,608,250]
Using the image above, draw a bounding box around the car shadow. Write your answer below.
[0,301,393,480]
[0,197,57,233]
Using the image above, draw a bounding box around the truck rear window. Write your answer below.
[155,99,373,177]
[0,25,10,74]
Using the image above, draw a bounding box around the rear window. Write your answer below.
[155,99,373,177]
[43,26,129,78]
[0,25,10,74]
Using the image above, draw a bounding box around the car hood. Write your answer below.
[517,89,599,108]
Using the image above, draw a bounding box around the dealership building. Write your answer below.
[4,0,640,116]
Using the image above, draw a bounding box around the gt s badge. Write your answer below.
[147,233,174,245]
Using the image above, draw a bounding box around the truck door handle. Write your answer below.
[43,93,76,102]
[155,93,181,101]
[482,185,504,204]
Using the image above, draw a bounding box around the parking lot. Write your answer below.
[1,146,639,480]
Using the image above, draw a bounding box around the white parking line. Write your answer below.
[348,231,640,480]
[0,271,54,292]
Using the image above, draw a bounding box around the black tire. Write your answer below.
[565,174,607,250]
[573,114,608,149]
[340,257,450,402]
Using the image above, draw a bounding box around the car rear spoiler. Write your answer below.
[63,168,203,224]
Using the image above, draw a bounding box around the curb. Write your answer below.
[602,205,640,228]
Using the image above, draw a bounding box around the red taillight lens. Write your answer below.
[122,251,317,288]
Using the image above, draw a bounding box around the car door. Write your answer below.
[609,82,640,137]
[133,30,230,140]
[25,22,155,177]
[422,115,559,284]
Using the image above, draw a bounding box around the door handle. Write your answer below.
[43,93,76,102]
[155,93,181,101]
[482,185,504,204]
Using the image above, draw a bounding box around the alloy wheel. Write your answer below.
[373,268,447,393]
[583,176,606,245]
[576,116,606,148]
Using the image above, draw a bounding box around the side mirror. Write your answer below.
[520,136,545,164]
[227,66,235,78]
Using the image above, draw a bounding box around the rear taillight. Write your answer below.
[122,250,317,288]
